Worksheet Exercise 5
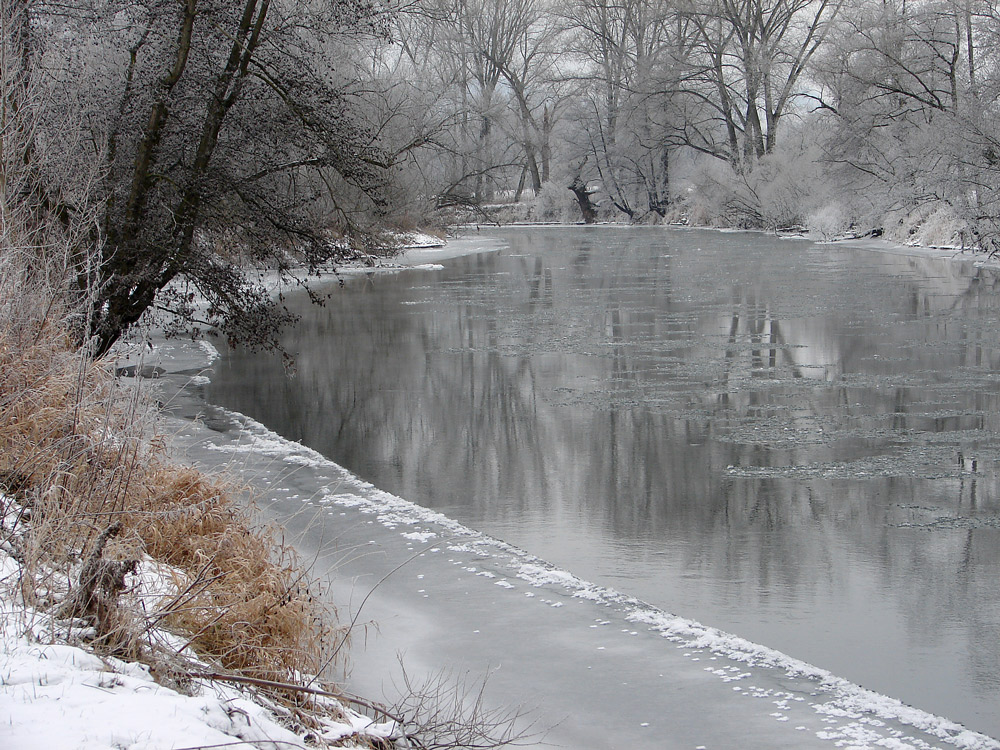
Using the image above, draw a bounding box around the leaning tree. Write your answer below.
[14,0,395,355]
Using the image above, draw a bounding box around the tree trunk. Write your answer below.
[120,0,198,244]
[966,1,976,96]
[647,148,670,216]
[91,0,270,357]
[526,149,542,194]
[172,0,268,272]
[540,105,552,183]
[514,163,528,202]
[569,172,597,224]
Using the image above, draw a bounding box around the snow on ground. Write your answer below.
[0,496,392,750]
[1,624,301,749]
[399,231,447,249]
[334,261,445,275]
[831,233,1000,270]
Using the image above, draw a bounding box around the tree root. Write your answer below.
[57,522,139,639]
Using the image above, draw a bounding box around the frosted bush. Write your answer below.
[909,204,966,248]
[683,160,740,226]
[756,173,800,229]
[530,181,579,223]
[680,143,823,231]
[807,204,849,240]
[884,202,967,248]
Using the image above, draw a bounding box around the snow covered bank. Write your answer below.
[0,502,393,750]
[836,235,1000,271]
[0,279,400,750]
[0,262,531,750]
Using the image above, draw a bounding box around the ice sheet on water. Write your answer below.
[191,401,1000,750]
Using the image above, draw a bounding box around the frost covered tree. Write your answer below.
[678,0,845,172]
[564,0,689,220]
[560,0,845,223]
[384,0,573,209]
[806,0,1000,244]
[11,0,396,356]
[478,0,568,201]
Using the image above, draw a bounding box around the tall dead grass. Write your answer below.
[0,251,346,698]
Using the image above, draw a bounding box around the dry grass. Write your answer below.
[0,254,346,702]
[136,465,343,682]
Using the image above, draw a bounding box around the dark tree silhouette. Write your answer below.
[18,0,395,355]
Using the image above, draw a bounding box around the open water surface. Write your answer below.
[207,227,1000,739]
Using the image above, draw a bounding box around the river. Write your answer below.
[202,226,1000,743]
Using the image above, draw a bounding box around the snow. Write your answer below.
[397,235,506,264]
[334,262,444,275]
[837,235,1000,271]
[197,338,221,362]
[626,609,997,749]
[1,557,288,750]
[0,631,304,750]
[398,231,446,249]
[0,495,393,750]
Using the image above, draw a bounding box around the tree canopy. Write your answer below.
[7,0,396,355]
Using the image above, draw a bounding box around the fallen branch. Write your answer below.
[183,671,427,749]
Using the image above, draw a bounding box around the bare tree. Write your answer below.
[1,0,103,302]
[681,0,844,171]
[565,0,691,219]
[477,0,570,201]
[16,0,396,356]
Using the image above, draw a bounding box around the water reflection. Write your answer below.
[210,228,1000,738]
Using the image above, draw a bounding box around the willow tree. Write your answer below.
[22,0,393,355]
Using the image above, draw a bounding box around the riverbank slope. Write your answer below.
[0,274,396,748]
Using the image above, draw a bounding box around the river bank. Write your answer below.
[0,290,411,748]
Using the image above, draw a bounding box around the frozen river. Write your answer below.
[193,226,1000,745]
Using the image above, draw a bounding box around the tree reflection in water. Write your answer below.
[210,227,1000,738]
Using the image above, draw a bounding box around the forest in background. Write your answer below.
[5,0,1000,352]
[384,0,1000,245]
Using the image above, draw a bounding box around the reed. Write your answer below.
[0,247,346,707]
